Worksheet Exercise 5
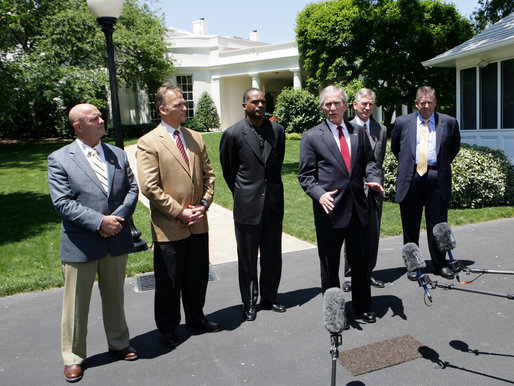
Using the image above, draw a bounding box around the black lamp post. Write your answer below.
[87,0,148,252]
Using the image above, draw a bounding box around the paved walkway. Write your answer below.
[124,143,315,265]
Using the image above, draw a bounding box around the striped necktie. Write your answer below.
[417,119,429,176]
[173,130,190,169]
[90,149,108,192]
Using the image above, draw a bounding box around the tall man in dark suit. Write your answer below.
[391,86,460,280]
[220,88,286,322]
[137,84,220,349]
[343,88,388,292]
[298,85,384,324]
[48,103,139,383]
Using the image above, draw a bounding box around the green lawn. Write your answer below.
[0,135,512,296]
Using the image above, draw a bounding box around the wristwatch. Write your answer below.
[199,199,209,212]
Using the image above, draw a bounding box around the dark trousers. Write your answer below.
[234,203,282,307]
[153,233,209,334]
[316,210,371,313]
[399,169,448,268]
[344,192,383,277]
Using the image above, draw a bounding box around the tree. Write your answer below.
[296,0,475,128]
[194,92,220,131]
[472,0,514,32]
[0,0,173,138]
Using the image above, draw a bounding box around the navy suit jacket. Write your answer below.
[48,140,139,262]
[220,118,285,225]
[298,119,380,229]
[391,111,460,203]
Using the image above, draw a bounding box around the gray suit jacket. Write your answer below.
[48,140,139,262]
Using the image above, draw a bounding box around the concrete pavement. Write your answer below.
[1,218,513,385]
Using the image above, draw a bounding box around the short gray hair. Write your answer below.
[415,86,436,101]
[354,88,376,104]
[319,85,347,106]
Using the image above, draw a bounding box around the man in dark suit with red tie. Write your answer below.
[391,86,460,280]
[298,85,384,325]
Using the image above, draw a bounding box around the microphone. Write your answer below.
[323,287,346,386]
[323,287,346,334]
[402,243,432,302]
[433,222,460,280]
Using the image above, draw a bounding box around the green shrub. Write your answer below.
[382,142,514,208]
[194,92,220,131]
[184,118,206,132]
[286,132,302,140]
[274,88,322,134]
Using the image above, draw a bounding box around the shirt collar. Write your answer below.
[161,120,182,135]
[77,138,103,157]
[417,112,435,125]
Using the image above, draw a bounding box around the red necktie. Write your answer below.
[337,125,351,173]
[173,130,190,169]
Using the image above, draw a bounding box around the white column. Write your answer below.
[291,69,302,89]
[249,73,261,89]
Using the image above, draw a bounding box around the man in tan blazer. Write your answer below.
[137,84,219,348]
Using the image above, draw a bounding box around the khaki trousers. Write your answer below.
[61,253,129,365]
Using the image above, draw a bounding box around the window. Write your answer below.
[502,59,514,129]
[148,94,160,123]
[460,67,476,130]
[480,63,497,129]
[176,75,194,120]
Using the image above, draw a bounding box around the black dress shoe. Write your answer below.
[244,305,256,321]
[343,319,350,330]
[64,364,83,383]
[358,311,376,323]
[438,266,455,280]
[342,281,352,292]
[370,277,385,288]
[160,331,180,348]
[260,300,286,313]
[109,345,139,361]
[187,318,221,332]
[407,271,418,281]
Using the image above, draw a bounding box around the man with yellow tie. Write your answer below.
[391,86,460,280]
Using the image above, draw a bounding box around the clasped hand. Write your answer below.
[178,205,205,226]
[99,215,125,238]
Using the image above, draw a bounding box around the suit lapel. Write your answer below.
[69,140,108,196]
[434,112,442,156]
[368,120,379,150]
[102,143,117,195]
[409,114,418,158]
[181,128,196,176]
[158,124,192,177]
[347,120,358,176]
[320,121,348,174]
[242,120,264,164]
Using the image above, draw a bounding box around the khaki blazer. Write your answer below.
[137,124,215,242]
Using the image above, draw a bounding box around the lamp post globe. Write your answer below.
[87,0,148,252]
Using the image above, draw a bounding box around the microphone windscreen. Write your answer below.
[323,287,346,334]
[433,222,456,252]
[402,242,426,271]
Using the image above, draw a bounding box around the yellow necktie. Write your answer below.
[417,119,429,176]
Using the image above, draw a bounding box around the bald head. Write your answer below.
[69,104,105,147]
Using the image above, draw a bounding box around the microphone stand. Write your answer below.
[463,267,514,275]
[429,280,514,299]
[329,333,342,386]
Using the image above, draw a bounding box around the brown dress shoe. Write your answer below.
[64,364,83,382]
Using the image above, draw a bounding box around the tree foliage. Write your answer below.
[472,0,514,32]
[194,92,220,131]
[296,0,475,128]
[273,87,322,134]
[0,0,173,138]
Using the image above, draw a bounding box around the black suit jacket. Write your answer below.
[391,111,460,203]
[298,119,380,229]
[220,118,285,225]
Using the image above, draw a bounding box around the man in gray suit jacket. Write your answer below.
[48,104,139,382]
[343,88,387,292]
[220,88,286,322]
